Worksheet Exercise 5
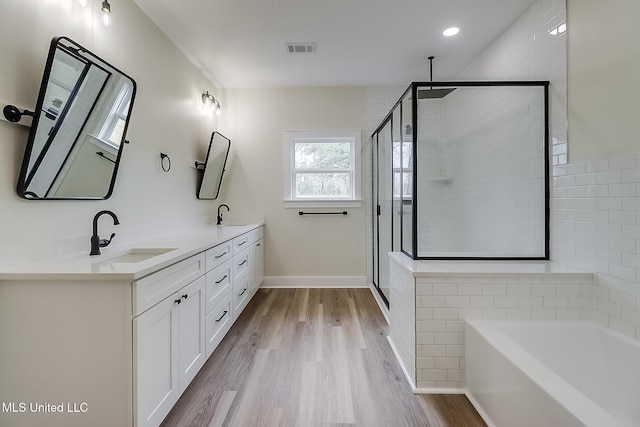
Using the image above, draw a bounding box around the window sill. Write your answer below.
[283,199,362,209]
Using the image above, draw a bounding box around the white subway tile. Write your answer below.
[482,283,507,295]
[544,296,568,308]
[434,333,462,345]
[421,296,446,308]
[446,345,464,358]
[507,308,532,320]
[598,299,622,318]
[435,358,460,370]
[446,296,470,308]
[532,309,556,320]
[481,308,507,320]
[446,321,465,333]
[556,309,581,320]
[532,284,556,296]
[597,170,621,184]
[421,320,447,332]
[470,296,495,308]
[416,357,435,370]
[434,308,458,320]
[433,283,459,296]
[422,345,446,357]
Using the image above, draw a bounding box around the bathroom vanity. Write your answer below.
[0,223,263,427]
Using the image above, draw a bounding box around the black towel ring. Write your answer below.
[160,152,171,172]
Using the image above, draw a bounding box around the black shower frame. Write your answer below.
[372,80,551,262]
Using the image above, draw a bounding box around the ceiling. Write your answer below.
[131,0,537,88]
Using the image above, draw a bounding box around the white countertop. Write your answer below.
[0,223,263,281]
[389,252,592,277]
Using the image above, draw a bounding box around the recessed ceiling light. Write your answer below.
[443,27,460,37]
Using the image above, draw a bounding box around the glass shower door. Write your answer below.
[374,120,392,306]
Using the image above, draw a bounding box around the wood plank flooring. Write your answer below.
[160,288,486,427]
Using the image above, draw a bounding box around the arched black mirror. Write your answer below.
[196,132,230,200]
[16,36,136,199]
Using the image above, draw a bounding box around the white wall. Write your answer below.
[221,87,367,279]
[0,0,222,269]
[567,0,640,162]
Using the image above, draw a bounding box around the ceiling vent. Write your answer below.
[286,43,316,53]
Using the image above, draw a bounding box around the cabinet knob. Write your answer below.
[174,299,182,304]
[182,294,188,299]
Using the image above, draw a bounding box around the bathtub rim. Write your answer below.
[465,319,628,427]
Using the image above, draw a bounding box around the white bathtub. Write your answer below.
[465,320,640,427]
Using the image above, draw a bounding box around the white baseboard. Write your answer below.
[261,276,367,288]
[414,387,466,394]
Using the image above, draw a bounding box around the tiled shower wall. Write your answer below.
[552,154,640,338]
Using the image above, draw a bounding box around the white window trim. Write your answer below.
[283,130,362,208]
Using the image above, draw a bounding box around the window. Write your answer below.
[99,81,132,148]
[283,130,361,208]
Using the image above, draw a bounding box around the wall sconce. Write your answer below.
[202,91,221,115]
[101,0,112,27]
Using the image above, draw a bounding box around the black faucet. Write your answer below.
[90,210,120,255]
[217,204,230,225]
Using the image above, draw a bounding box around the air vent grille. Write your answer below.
[286,43,316,53]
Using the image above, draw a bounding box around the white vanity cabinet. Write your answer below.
[133,256,206,427]
[0,223,264,427]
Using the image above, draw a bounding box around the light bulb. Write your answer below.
[101,1,111,27]
[443,27,460,37]
[215,103,221,116]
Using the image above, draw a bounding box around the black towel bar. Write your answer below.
[298,211,347,216]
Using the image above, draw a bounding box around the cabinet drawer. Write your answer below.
[205,294,232,358]
[232,249,250,281]
[133,253,206,316]
[205,241,232,271]
[247,227,263,245]
[205,260,232,313]
[232,275,251,318]
[232,234,250,254]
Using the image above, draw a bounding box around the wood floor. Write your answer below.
[160,288,486,427]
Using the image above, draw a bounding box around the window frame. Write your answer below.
[283,130,362,208]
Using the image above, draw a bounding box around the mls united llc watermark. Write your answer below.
[2,402,88,414]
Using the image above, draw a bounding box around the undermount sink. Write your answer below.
[93,248,176,264]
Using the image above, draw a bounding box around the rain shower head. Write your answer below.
[418,56,456,99]
[417,88,456,99]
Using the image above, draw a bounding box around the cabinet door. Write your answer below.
[134,296,180,427]
[250,239,264,291]
[177,276,206,392]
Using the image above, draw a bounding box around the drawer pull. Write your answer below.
[182,294,188,299]
[214,251,228,259]
[239,288,247,296]
[174,299,182,305]
[215,310,228,322]
[238,259,247,267]
[237,241,247,246]
[215,274,228,284]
